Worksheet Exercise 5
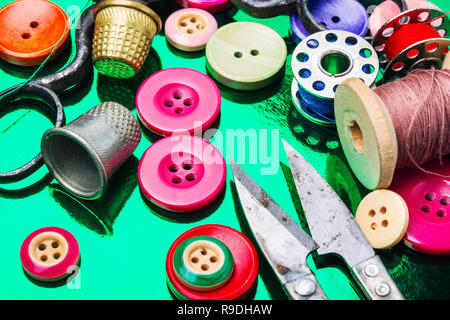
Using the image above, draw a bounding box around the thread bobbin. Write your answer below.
[291,30,379,125]
[372,8,450,81]
[334,53,450,190]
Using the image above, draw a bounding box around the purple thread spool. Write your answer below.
[290,0,369,43]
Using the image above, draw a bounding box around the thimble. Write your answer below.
[92,0,162,79]
[41,102,142,200]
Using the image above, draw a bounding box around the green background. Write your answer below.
[0,0,449,300]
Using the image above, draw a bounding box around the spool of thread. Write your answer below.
[372,8,450,81]
[291,30,379,126]
[369,0,441,36]
[334,53,450,190]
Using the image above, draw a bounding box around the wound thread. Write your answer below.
[374,68,450,174]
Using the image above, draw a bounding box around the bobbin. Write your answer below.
[292,30,379,103]
[334,53,450,190]
[372,8,450,80]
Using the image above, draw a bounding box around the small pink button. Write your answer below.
[138,135,227,212]
[174,0,233,13]
[165,8,218,52]
[136,68,221,136]
[390,159,450,255]
[20,227,80,282]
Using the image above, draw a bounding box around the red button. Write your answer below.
[20,227,80,282]
[138,135,226,212]
[166,224,259,300]
[389,158,450,255]
[136,68,221,136]
[0,0,70,66]
[174,0,233,13]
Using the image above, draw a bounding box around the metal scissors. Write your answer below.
[231,140,404,300]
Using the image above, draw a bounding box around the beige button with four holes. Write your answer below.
[356,189,409,249]
[29,232,68,266]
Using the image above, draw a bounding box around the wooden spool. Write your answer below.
[334,53,450,190]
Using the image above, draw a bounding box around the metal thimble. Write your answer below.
[92,0,162,79]
[41,102,142,200]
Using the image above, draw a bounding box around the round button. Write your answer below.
[369,0,440,36]
[355,189,409,249]
[165,8,217,52]
[20,227,80,282]
[206,22,287,91]
[166,224,259,300]
[174,0,233,13]
[0,0,70,66]
[136,68,221,136]
[172,236,234,291]
[138,135,226,212]
[389,159,450,255]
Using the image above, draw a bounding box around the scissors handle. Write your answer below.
[353,256,404,300]
[284,273,328,300]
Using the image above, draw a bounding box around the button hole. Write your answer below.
[172,177,182,184]
[368,210,375,217]
[380,207,386,214]
[381,220,388,228]
[183,98,193,106]
[53,253,61,260]
[52,241,59,249]
[182,161,193,170]
[250,49,259,56]
[436,210,446,218]
[173,90,182,99]
[22,33,31,39]
[164,100,174,108]
[40,255,48,262]
[200,248,207,255]
[168,164,179,172]
[39,244,46,251]
[186,173,196,181]
[210,256,217,263]
[234,51,242,58]
[425,192,436,201]
[201,264,209,271]
[191,257,199,263]
[30,21,39,28]
[187,29,194,34]
[175,107,184,114]
[440,197,449,205]
[370,223,377,230]
[421,205,431,213]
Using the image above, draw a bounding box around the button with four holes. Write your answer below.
[0,0,70,66]
[355,189,409,249]
[389,159,450,255]
[166,224,259,300]
[165,8,217,52]
[206,22,287,90]
[174,0,233,13]
[136,68,221,136]
[138,135,226,212]
[172,236,234,291]
[20,227,80,282]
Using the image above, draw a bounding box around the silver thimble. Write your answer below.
[41,102,141,200]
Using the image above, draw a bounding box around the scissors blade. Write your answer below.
[282,140,375,268]
[231,160,317,285]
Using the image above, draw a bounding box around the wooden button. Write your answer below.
[172,236,234,292]
[206,22,287,90]
[165,8,217,52]
[0,0,70,66]
[356,190,409,249]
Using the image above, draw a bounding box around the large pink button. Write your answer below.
[389,159,450,255]
[174,0,233,13]
[136,68,221,136]
[138,135,227,212]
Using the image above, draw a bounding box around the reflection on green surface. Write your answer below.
[0,0,449,300]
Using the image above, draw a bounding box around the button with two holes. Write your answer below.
[0,0,70,66]
[138,135,226,212]
[355,189,409,249]
[165,8,217,52]
[206,22,287,91]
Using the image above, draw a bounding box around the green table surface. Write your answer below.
[0,0,449,300]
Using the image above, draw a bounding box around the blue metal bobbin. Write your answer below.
[290,0,369,43]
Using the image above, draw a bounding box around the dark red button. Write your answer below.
[0,0,70,66]
[166,224,259,300]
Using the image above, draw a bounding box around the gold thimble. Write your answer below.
[93,0,162,79]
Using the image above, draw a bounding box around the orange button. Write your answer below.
[0,0,70,66]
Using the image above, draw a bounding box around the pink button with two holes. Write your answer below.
[136,68,221,136]
[138,135,226,212]
[389,158,450,255]
[20,227,80,282]
[174,0,233,13]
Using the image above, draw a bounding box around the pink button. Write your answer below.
[174,0,233,13]
[138,135,227,212]
[389,159,450,255]
[136,68,221,136]
[20,227,80,282]
[165,8,218,52]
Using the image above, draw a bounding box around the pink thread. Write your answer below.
[374,69,450,175]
